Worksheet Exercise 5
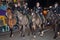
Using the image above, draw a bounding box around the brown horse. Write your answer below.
[6,8,16,37]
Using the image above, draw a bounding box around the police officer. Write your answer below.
[17,2,23,11]
[22,2,29,15]
[34,2,45,24]
[34,2,42,14]
[53,3,60,14]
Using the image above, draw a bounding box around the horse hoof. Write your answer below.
[38,32,40,35]
[33,35,36,38]
[40,31,44,37]
[40,34,43,37]
[53,36,57,39]
[21,34,25,37]
[58,32,60,35]
[53,35,57,39]
[22,35,25,37]
[10,34,14,37]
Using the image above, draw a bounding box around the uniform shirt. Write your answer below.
[22,6,29,15]
[53,6,60,14]
[34,7,42,13]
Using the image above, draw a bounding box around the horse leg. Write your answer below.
[10,28,13,37]
[30,22,35,35]
[54,29,58,39]
[39,24,44,36]
[16,24,20,30]
[21,25,25,37]
[53,25,60,39]
[36,25,41,35]
[17,24,23,37]
[29,22,33,35]
[19,25,24,37]
[26,24,30,36]
[52,24,55,32]
[32,25,36,35]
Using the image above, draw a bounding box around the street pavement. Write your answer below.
[0,30,60,40]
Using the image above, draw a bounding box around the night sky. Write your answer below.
[27,0,60,8]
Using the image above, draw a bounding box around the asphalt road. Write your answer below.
[0,30,60,40]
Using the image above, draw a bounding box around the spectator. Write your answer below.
[0,2,7,11]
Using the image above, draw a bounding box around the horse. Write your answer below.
[53,14,60,39]
[40,9,57,37]
[31,12,43,36]
[44,10,55,29]
[41,9,60,38]
[6,8,17,37]
[16,11,29,37]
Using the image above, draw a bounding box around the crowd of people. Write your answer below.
[0,0,60,39]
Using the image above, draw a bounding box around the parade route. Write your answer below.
[0,30,60,40]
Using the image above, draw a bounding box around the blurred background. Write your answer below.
[27,0,60,8]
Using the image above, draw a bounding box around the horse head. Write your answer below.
[17,11,23,17]
[6,8,13,19]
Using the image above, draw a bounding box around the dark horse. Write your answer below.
[53,14,60,39]
[46,10,60,39]
[41,9,57,37]
[42,9,60,39]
